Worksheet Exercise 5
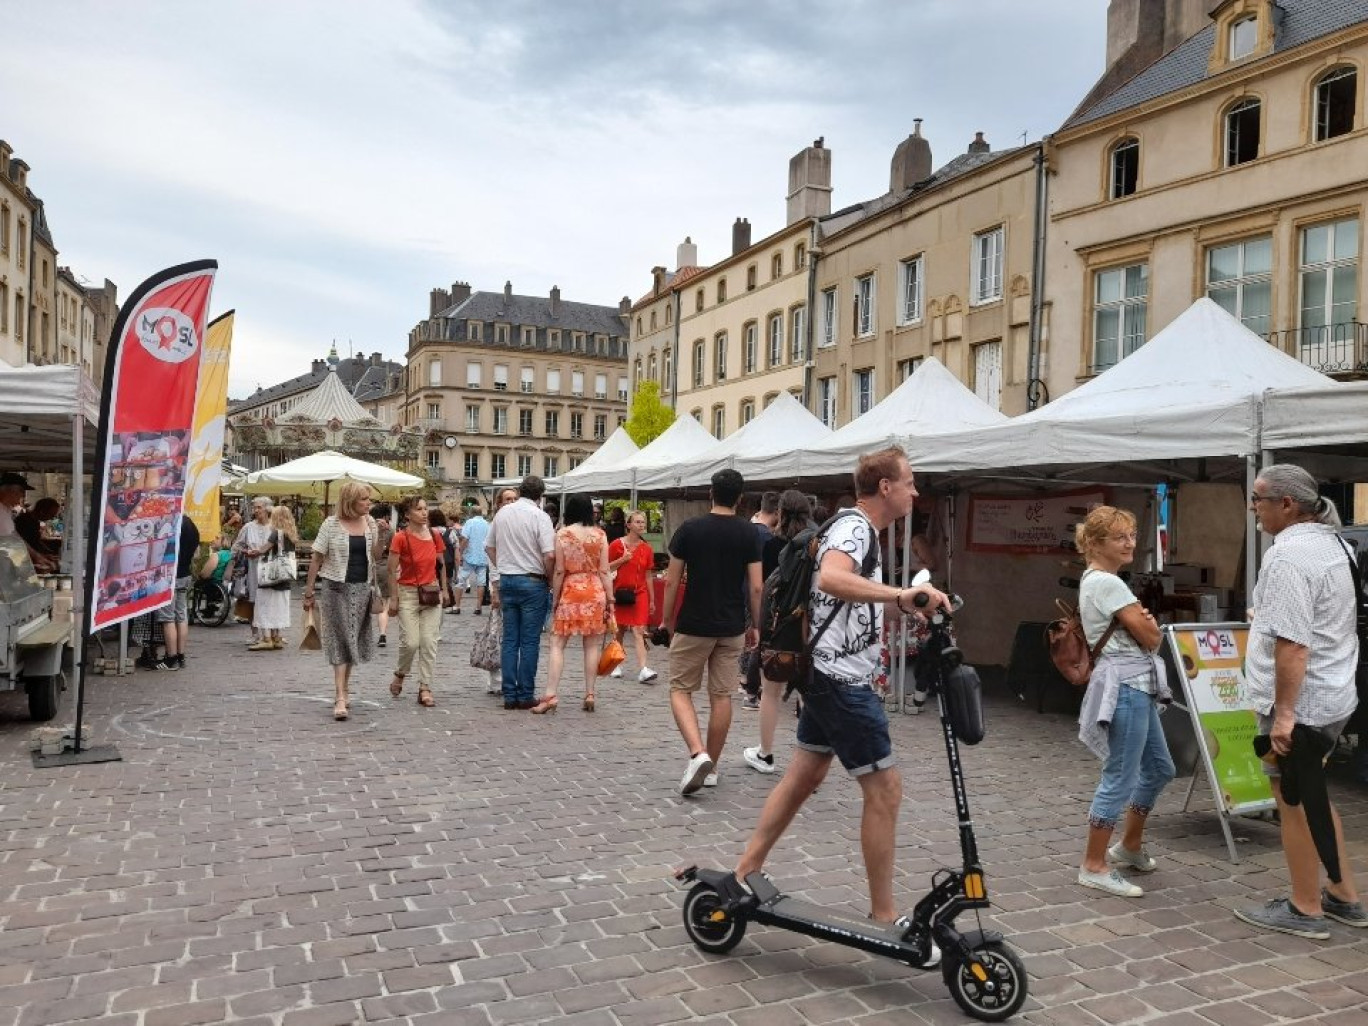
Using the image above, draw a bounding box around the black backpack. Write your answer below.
[758,510,879,685]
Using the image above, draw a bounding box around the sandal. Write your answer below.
[333,700,349,721]
[417,686,435,707]
[390,673,404,698]
[583,693,596,713]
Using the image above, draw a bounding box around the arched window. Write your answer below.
[662,348,672,390]
[714,332,728,381]
[692,339,705,388]
[746,265,757,291]
[772,253,783,280]
[795,242,807,270]
[717,278,728,303]
[647,352,658,381]
[740,399,756,425]
[635,316,643,335]
[1314,66,1357,141]
[633,357,642,387]
[665,306,673,325]
[1109,137,1139,199]
[743,322,758,374]
[649,310,658,331]
[1224,98,1261,166]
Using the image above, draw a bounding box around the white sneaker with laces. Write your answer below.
[743,746,776,774]
[1078,867,1143,897]
[638,667,658,683]
[703,773,718,787]
[1107,842,1157,873]
[680,752,714,796]
[609,667,623,678]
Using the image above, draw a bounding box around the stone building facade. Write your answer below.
[404,281,629,498]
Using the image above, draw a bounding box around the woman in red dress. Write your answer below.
[532,494,613,714]
[607,509,657,683]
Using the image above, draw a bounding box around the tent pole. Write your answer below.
[1245,455,1259,612]
[70,410,87,753]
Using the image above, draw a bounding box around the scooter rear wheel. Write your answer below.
[944,939,1028,1022]
[682,883,747,954]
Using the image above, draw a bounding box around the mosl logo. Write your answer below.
[136,308,198,363]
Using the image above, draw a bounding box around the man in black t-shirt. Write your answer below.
[662,469,762,796]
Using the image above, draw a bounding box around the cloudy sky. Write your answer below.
[4,0,1107,398]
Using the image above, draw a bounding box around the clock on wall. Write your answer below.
[443,436,457,449]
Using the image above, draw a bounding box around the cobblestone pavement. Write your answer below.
[1,603,1367,1026]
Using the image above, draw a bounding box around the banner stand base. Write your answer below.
[31,744,122,769]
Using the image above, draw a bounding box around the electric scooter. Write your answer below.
[676,579,1029,1022]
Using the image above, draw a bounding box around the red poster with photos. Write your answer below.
[88,262,217,632]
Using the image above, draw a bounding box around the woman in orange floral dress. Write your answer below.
[532,493,613,714]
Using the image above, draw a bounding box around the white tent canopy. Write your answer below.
[554,427,638,492]
[244,449,423,501]
[1263,381,1368,451]
[641,391,832,490]
[0,364,100,473]
[911,299,1333,481]
[561,412,717,495]
[734,356,1008,484]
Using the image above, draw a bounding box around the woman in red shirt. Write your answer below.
[386,495,449,707]
[607,509,657,683]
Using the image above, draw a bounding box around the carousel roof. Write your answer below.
[277,370,383,427]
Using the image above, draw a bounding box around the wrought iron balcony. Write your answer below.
[1265,321,1368,378]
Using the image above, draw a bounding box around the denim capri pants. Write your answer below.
[1088,675,1176,829]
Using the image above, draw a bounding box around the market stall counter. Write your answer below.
[0,536,65,720]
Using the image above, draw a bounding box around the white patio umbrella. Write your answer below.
[243,449,424,505]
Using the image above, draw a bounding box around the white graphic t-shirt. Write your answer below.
[808,510,882,685]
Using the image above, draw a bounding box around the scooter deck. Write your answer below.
[742,873,933,965]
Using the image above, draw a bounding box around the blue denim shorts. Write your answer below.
[795,670,894,776]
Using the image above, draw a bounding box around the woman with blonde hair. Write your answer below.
[232,497,274,644]
[532,493,612,714]
[1075,504,1175,898]
[386,495,449,708]
[249,505,300,651]
[606,509,657,683]
[302,482,379,721]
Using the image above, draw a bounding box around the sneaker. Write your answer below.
[1234,897,1330,939]
[609,667,623,679]
[473,608,482,616]
[703,773,718,787]
[743,746,776,774]
[151,659,178,671]
[1322,889,1368,928]
[1107,842,1157,873]
[246,640,274,652]
[740,694,760,711]
[452,609,461,615]
[680,752,714,796]
[377,634,387,648]
[174,654,186,670]
[1078,867,1143,897]
[638,667,658,683]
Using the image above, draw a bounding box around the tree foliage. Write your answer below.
[624,380,676,448]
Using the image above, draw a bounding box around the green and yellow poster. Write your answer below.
[1169,625,1274,813]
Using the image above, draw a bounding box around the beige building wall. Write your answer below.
[813,146,1041,423]
[56,269,88,370]
[0,141,30,368]
[629,224,812,438]
[31,233,56,366]
[1046,5,1368,400]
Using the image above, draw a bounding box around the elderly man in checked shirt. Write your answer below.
[1233,464,1366,940]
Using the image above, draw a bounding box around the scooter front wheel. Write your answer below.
[682,883,747,954]
[944,939,1028,1021]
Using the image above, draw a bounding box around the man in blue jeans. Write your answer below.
[732,447,948,931]
[485,475,556,709]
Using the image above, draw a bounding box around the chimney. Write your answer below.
[549,285,561,316]
[450,281,471,304]
[732,217,752,255]
[429,287,450,317]
[787,137,832,225]
[676,236,698,268]
[371,352,382,366]
[311,359,326,374]
[967,132,990,154]
[890,119,933,192]
[503,281,513,304]
[0,140,11,175]
[618,296,631,316]
[651,265,667,296]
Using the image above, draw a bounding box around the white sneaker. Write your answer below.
[743,746,776,774]
[1078,867,1143,897]
[680,752,714,796]
[638,667,658,683]
[1107,842,1157,873]
[703,773,718,787]
[609,667,623,679]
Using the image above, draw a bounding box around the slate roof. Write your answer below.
[1067,0,1368,129]
[819,145,1033,239]
[632,265,708,310]
[230,353,403,413]
[437,290,626,337]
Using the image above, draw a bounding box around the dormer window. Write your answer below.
[1229,16,1257,60]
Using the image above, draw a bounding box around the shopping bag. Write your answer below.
[233,597,254,622]
[470,607,502,671]
[597,618,626,677]
[300,609,322,651]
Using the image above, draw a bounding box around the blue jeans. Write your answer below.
[1089,683,1176,828]
[795,671,895,777]
[499,575,549,703]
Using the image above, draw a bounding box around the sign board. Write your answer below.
[966,488,1106,554]
[1164,623,1274,833]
